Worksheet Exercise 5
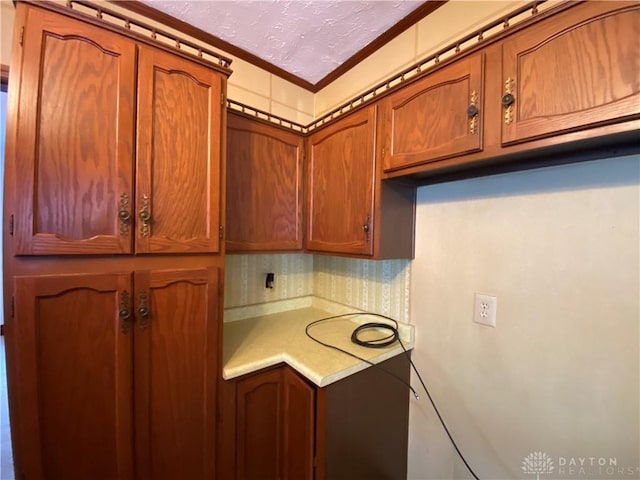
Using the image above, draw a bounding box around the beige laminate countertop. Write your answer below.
[222,300,414,387]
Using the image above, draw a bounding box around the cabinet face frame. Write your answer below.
[12,8,136,255]
[306,106,377,256]
[501,1,640,145]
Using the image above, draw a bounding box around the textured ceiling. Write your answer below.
[140,0,425,84]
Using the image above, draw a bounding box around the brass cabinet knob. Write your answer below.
[119,307,131,320]
[501,93,515,107]
[467,104,479,117]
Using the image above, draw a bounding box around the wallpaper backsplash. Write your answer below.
[225,254,314,307]
[224,253,411,323]
[313,256,411,322]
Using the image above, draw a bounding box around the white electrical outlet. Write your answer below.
[473,293,497,327]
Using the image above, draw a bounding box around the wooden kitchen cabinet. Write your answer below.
[132,268,220,480]
[235,366,314,480]
[12,7,136,255]
[500,1,640,146]
[12,268,220,480]
[306,105,415,259]
[381,53,485,171]
[380,1,639,180]
[226,113,304,252]
[218,354,410,480]
[136,46,223,254]
[3,3,230,479]
[13,6,224,255]
[13,273,135,480]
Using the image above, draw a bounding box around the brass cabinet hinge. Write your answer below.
[19,26,24,47]
[219,225,224,239]
[9,214,14,236]
[221,92,225,106]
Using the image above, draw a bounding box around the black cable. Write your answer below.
[305,312,481,480]
[305,313,419,398]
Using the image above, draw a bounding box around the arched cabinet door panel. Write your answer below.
[134,267,220,480]
[381,53,485,172]
[501,1,640,145]
[136,46,223,254]
[234,366,315,480]
[13,272,135,480]
[13,9,136,255]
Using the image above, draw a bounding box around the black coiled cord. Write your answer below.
[305,312,481,480]
[351,322,399,348]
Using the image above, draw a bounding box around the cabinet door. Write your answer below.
[235,366,315,480]
[13,273,134,480]
[307,106,376,256]
[282,367,315,480]
[501,2,640,145]
[381,54,484,171]
[13,8,135,255]
[226,113,304,252]
[137,46,223,253]
[133,268,219,480]
[236,368,282,480]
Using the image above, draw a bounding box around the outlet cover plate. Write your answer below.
[474,293,497,327]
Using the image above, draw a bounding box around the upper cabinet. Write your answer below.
[13,8,136,255]
[306,106,376,257]
[500,1,640,145]
[136,46,223,254]
[306,105,415,259]
[12,8,225,255]
[381,53,485,171]
[226,113,304,252]
[379,1,639,178]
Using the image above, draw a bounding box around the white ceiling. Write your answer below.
[141,0,426,84]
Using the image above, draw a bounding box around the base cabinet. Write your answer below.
[14,273,134,480]
[235,367,315,480]
[12,268,220,480]
[218,354,411,480]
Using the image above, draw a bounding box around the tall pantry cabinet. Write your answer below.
[3,3,231,479]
